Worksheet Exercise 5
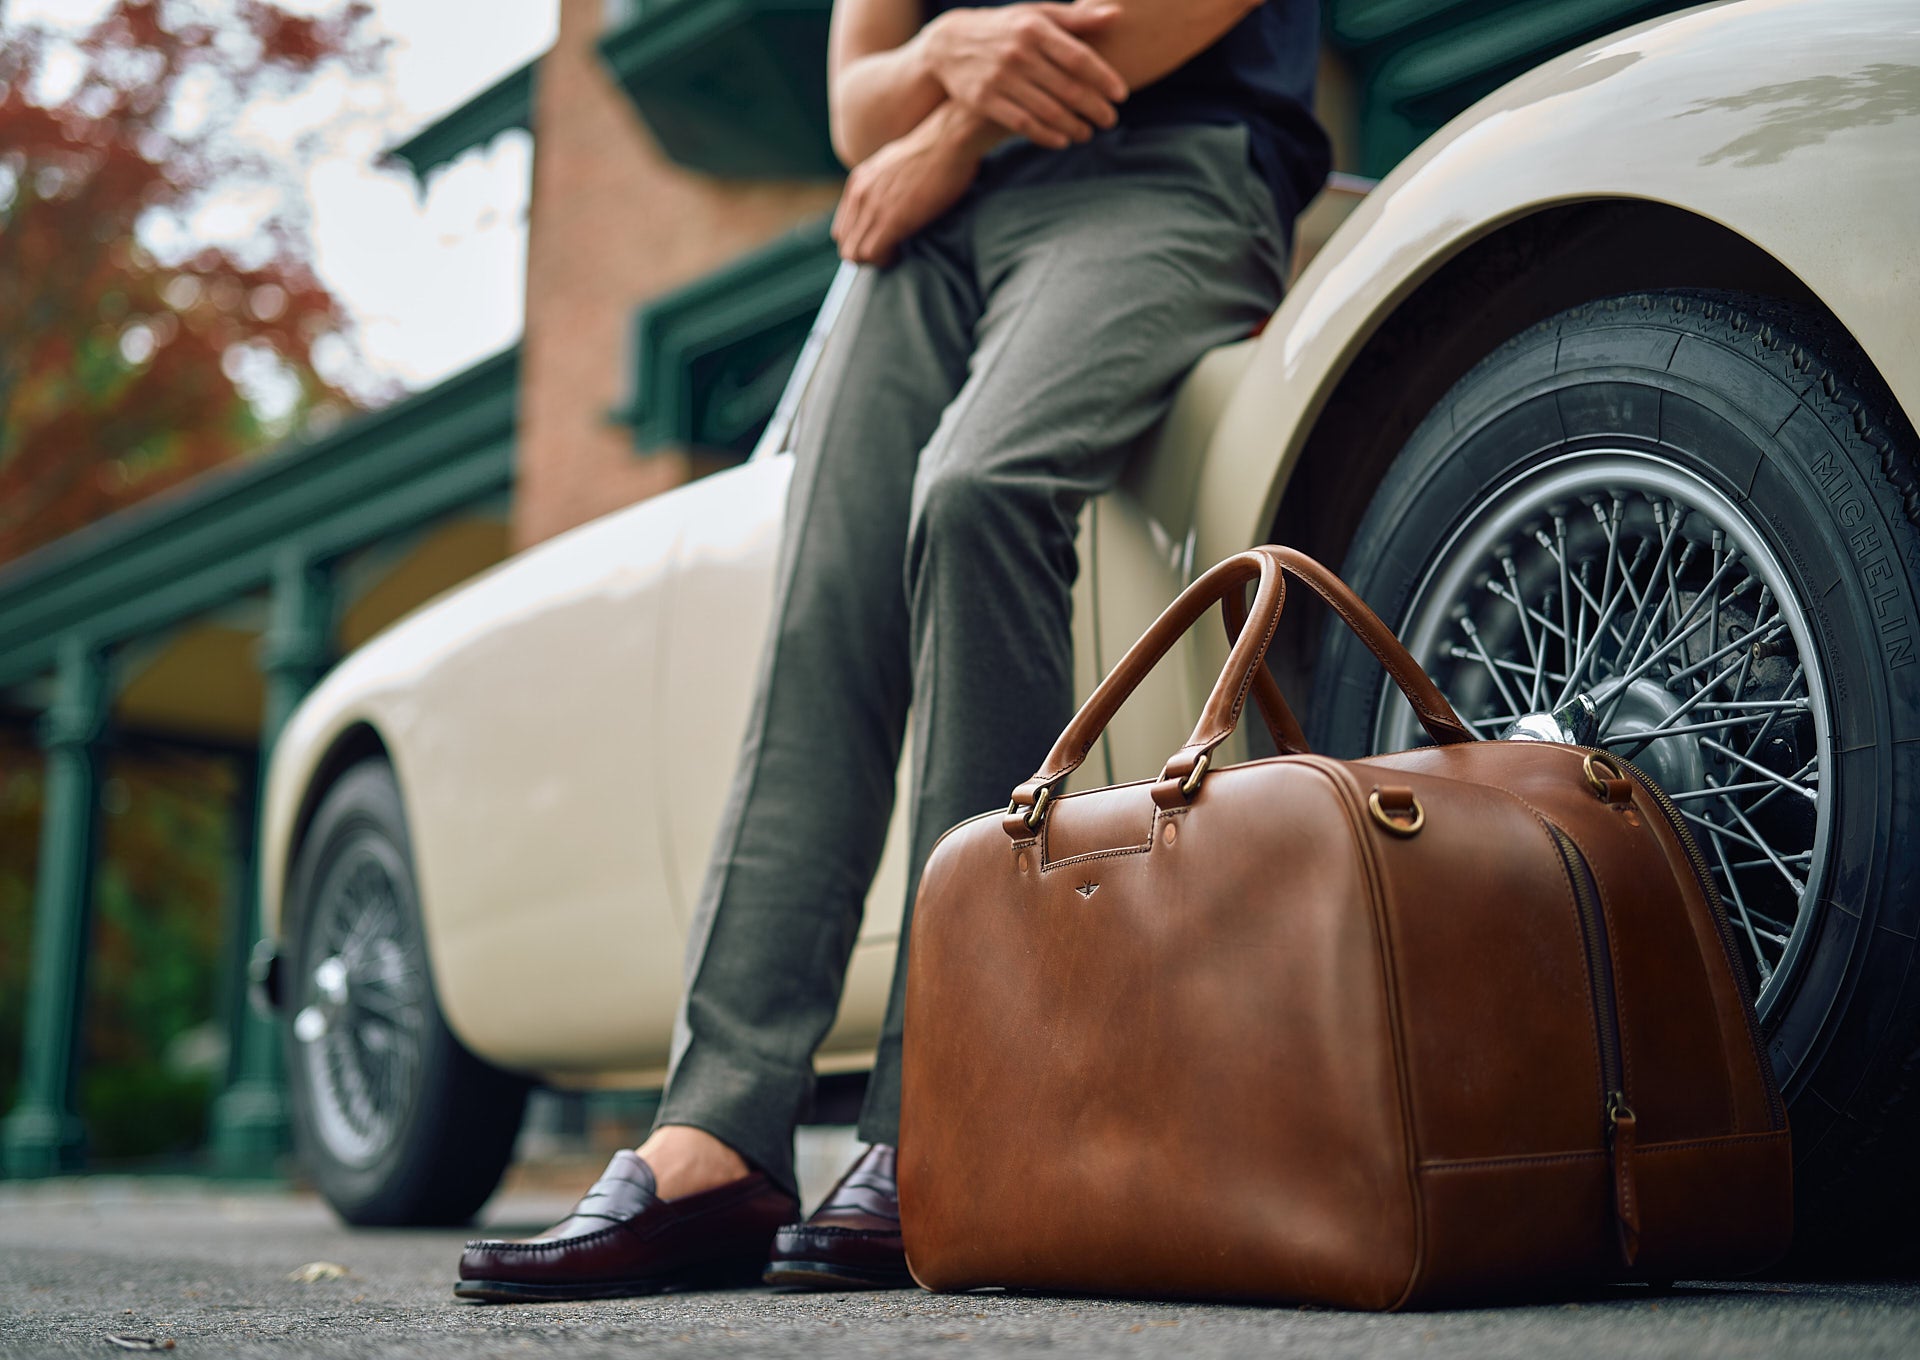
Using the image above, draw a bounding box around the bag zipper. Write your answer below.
[1544,821,1641,1265]
[1575,746,1789,1134]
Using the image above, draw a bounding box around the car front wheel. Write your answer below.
[1312,291,1920,1261]
[282,757,528,1225]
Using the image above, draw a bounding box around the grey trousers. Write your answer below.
[653,122,1290,1193]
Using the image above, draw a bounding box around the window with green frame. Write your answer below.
[616,219,838,459]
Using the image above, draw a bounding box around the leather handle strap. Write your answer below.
[1005,550,1290,838]
[1239,545,1476,750]
[1152,545,1474,811]
[1222,580,1311,757]
[1005,545,1476,839]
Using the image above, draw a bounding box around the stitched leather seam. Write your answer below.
[1037,814,1155,871]
[466,1222,627,1255]
[1634,1129,1789,1157]
[1310,586,1464,740]
[1300,756,1426,1307]
[781,1226,900,1239]
[1041,840,1154,871]
[1197,565,1285,752]
[1420,1150,1606,1173]
[465,1180,786,1255]
[1528,811,1608,1117]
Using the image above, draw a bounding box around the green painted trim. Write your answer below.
[210,555,333,1179]
[0,347,520,690]
[0,640,107,1178]
[619,218,837,451]
[1328,0,1495,50]
[598,0,839,180]
[387,61,537,185]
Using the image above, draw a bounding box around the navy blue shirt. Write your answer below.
[924,1,1331,221]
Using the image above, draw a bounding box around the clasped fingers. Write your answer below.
[931,3,1128,150]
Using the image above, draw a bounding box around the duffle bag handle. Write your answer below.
[1004,545,1474,839]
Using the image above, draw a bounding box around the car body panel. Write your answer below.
[261,457,907,1076]
[262,0,1920,1080]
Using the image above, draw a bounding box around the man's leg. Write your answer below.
[856,123,1291,1143]
[652,226,980,1195]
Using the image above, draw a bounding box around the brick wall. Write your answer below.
[514,0,841,550]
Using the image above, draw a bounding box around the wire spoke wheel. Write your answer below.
[284,759,528,1225]
[293,832,430,1170]
[1379,452,1832,1016]
[1317,292,1920,1258]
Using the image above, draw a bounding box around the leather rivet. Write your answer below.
[1016,851,1030,873]
[1163,820,1178,846]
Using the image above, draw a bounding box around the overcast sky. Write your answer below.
[17,0,559,398]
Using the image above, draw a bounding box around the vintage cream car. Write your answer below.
[257,0,1920,1257]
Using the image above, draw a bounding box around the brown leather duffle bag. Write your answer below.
[899,545,1791,1309]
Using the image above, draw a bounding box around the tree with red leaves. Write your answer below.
[0,0,385,568]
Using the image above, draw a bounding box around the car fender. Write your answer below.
[1195,0,1920,587]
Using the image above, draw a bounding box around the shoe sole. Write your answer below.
[455,1257,766,1304]
[761,1259,916,1292]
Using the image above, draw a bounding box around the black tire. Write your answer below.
[1310,291,1920,1263]
[282,758,529,1226]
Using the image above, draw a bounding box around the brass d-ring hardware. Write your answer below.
[1018,784,1054,831]
[1583,751,1627,800]
[1180,752,1212,798]
[1368,789,1424,837]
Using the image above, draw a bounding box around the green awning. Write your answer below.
[387,61,537,187]
[599,0,839,180]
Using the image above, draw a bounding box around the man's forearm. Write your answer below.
[1073,0,1266,92]
[829,98,1005,265]
[920,98,1013,167]
[835,0,1262,169]
[831,35,945,168]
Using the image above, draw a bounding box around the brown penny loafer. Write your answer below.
[455,1150,796,1303]
[763,1143,913,1290]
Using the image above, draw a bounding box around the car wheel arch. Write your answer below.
[280,721,394,926]
[1254,198,1873,706]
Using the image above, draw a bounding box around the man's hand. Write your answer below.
[831,105,993,266]
[922,3,1128,149]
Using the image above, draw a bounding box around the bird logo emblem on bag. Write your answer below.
[1076,881,1099,898]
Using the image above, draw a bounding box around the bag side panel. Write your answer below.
[1310,759,1618,1299]
[899,762,1418,1309]
[1407,1155,1614,1306]
[1630,1130,1794,1278]
[1363,743,1792,1275]
[1342,763,1607,1162]
[1363,744,1776,1141]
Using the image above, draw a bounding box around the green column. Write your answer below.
[1,639,109,1178]
[210,553,333,1178]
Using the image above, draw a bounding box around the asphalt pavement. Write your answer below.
[3,1178,1917,1359]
